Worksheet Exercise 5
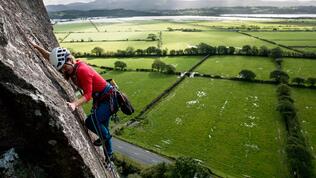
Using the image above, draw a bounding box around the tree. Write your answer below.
[270,47,283,58]
[114,61,127,70]
[197,43,216,54]
[141,162,169,178]
[126,47,135,56]
[306,78,316,87]
[217,46,228,55]
[164,64,176,74]
[169,49,176,56]
[147,33,157,41]
[146,46,158,55]
[292,77,305,85]
[277,84,291,96]
[135,49,144,56]
[251,46,259,55]
[239,70,256,81]
[228,46,235,55]
[91,47,104,56]
[241,45,252,55]
[171,157,211,178]
[152,59,166,72]
[270,70,289,83]
[259,46,270,56]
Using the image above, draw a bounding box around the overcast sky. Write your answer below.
[43,0,315,5]
[43,0,94,5]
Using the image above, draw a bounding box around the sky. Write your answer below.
[43,0,94,5]
[43,0,315,5]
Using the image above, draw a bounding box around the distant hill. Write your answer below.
[46,0,316,12]
[49,9,161,19]
[48,6,316,19]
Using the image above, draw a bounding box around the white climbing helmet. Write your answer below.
[49,47,70,70]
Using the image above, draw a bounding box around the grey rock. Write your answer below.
[0,0,113,177]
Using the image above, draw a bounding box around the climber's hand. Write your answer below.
[67,102,76,111]
[28,38,38,48]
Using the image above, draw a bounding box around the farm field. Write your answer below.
[82,56,202,72]
[120,78,288,178]
[283,58,316,79]
[247,32,316,52]
[190,20,316,31]
[82,71,178,122]
[161,31,285,50]
[54,22,97,32]
[292,88,316,168]
[61,41,157,53]
[54,18,316,177]
[63,31,152,42]
[55,20,295,53]
[194,55,275,80]
[94,20,210,32]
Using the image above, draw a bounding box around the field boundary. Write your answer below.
[89,19,100,32]
[59,32,72,43]
[238,31,305,54]
[134,54,211,119]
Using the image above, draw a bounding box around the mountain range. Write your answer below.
[46,0,316,12]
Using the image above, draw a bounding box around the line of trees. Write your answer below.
[276,84,314,178]
[69,43,315,58]
[291,77,316,87]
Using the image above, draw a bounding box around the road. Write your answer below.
[112,138,172,165]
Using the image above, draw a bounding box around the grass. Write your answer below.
[283,58,316,79]
[162,31,287,50]
[81,56,202,72]
[94,20,210,32]
[292,88,316,170]
[55,33,69,42]
[195,55,276,80]
[191,20,315,31]
[60,41,157,53]
[54,22,97,32]
[120,78,288,178]
[247,32,316,52]
[64,32,153,42]
[82,71,178,123]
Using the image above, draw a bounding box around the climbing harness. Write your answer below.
[90,84,119,178]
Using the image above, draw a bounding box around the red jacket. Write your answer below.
[74,60,106,101]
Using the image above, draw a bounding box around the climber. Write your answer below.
[29,41,117,160]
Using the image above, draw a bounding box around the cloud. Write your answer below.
[43,0,94,5]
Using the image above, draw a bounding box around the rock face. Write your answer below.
[0,0,111,177]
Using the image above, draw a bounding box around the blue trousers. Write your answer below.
[85,100,113,155]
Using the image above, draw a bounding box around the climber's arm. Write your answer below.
[29,40,50,61]
[66,96,87,111]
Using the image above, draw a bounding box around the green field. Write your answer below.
[191,20,316,31]
[247,32,316,52]
[283,58,316,79]
[55,33,70,42]
[54,22,97,32]
[292,88,316,169]
[64,32,153,42]
[195,55,275,80]
[55,21,295,53]
[82,71,178,122]
[82,56,202,72]
[95,20,210,32]
[162,31,285,50]
[54,19,316,177]
[121,78,288,178]
[61,41,157,53]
